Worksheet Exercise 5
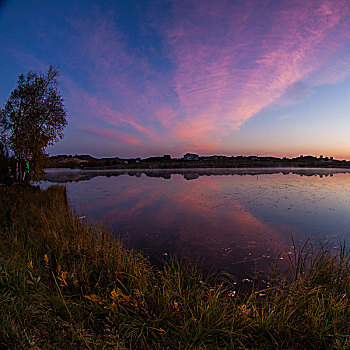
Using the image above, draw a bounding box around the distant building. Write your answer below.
[183,153,199,161]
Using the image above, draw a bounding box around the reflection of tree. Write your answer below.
[184,173,199,180]
[144,172,172,179]
[44,168,348,183]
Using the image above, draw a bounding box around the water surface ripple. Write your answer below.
[43,168,350,279]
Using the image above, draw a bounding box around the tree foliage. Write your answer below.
[1,65,67,180]
[0,128,10,183]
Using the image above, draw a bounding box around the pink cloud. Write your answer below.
[159,0,350,150]
[62,74,161,142]
[81,124,141,147]
[61,1,350,155]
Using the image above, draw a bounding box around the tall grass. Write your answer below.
[1,185,350,349]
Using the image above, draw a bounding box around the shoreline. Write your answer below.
[1,185,350,348]
[46,166,350,171]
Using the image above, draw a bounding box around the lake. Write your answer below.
[43,168,350,280]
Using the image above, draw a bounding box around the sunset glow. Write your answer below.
[1,0,350,158]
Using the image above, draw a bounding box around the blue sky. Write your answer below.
[1,0,350,159]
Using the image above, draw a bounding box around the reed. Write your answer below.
[1,185,350,349]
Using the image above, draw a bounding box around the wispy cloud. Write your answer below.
[161,0,350,150]
[58,0,350,155]
[81,124,142,147]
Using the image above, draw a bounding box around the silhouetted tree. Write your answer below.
[1,65,67,180]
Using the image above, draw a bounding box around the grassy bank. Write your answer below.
[1,186,350,349]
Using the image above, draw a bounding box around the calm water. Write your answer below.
[43,168,350,279]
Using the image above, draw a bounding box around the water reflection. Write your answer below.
[43,168,350,279]
[44,167,348,183]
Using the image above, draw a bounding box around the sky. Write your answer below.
[1,0,350,159]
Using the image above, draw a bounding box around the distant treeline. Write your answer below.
[49,153,350,170]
